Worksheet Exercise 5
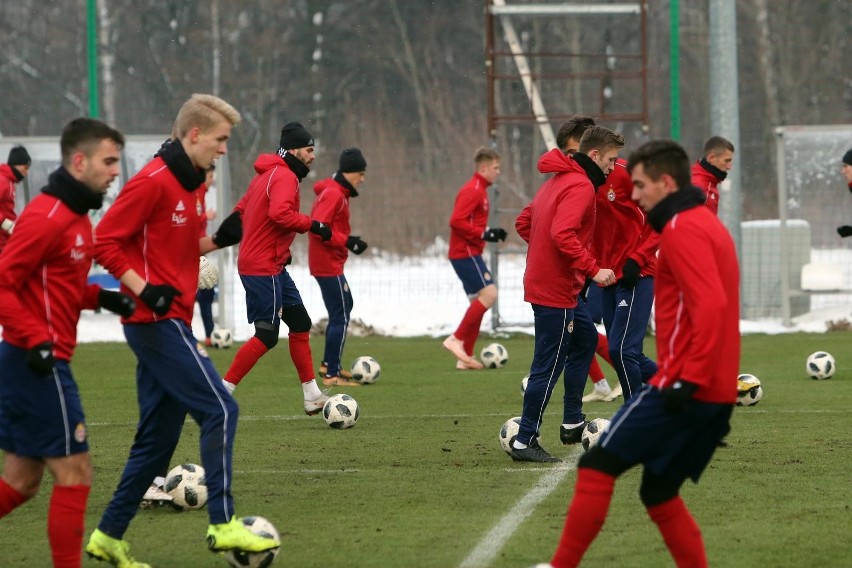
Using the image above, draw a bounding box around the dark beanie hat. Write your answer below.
[843,148,852,167]
[8,146,31,167]
[279,122,314,150]
[338,147,367,173]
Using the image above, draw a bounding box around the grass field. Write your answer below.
[1,332,851,567]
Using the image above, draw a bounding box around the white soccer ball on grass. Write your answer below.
[323,394,360,429]
[223,515,281,568]
[581,418,610,451]
[499,416,522,454]
[480,343,508,368]
[806,351,835,380]
[736,373,763,406]
[351,356,381,384]
[163,463,207,511]
[210,327,234,349]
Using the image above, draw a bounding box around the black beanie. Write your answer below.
[8,146,31,167]
[338,147,367,173]
[843,148,852,167]
[279,122,314,150]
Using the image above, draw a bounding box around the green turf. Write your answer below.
[1,333,850,567]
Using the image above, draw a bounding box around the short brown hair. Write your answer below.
[578,126,625,155]
[627,140,691,189]
[60,118,125,167]
[703,135,734,156]
[173,94,241,138]
[556,115,596,151]
[474,146,500,164]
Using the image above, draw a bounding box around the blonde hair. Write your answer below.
[473,146,500,164]
[173,94,241,138]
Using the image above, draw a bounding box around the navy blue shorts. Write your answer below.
[240,270,303,325]
[450,255,494,297]
[0,342,88,457]
[600,385,733,483]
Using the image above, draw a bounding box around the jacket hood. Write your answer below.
[314,178,329,195]
[537,148,584,175]
[254,153,285,174]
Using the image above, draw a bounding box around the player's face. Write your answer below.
[347,171,366,189]
[631,163,673,212]
[590,147,619,176]
[78,138,122,194]
[563,137,581,155]
[13,164,30,178]
[291,146,315,167]
[842,163,852,184]
[479,159,501,184]
[190,119,232,170]
[708,149,734,172]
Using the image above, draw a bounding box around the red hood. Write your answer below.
[314,177,331,195]
[537,148,584,175]
[253,153,285,174]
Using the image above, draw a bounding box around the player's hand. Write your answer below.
[620,258,641,288]
[346,235,368,255]
[26,341,55,376]
[212,211,242,248]
[482,227,508,242]
[139,283,182,316]
[837,225,852,238]
[310,220,332,242]
[0,218,13,235]
[660,380,699,413]
[98,289,136,317]
[592,268,616,287]
[198,256,219,289]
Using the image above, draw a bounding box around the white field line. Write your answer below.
[459,448,583,568]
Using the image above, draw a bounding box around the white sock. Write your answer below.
[153,476,166,488]
[512,440,528,450]
[222,379,236,394]
[594,380,611,394]
[302,379,322,400]
[562,421,585,429]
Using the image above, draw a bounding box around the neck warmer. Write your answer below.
[277,148,310,181]
[572,152,607,189]
[160,139,205,191]
[42,166,105,214]
[333,171,358,197]
[699,157,727,182]
[647,185,708,233]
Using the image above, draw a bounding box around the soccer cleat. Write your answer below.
[304,390,331,416]
[322,375,361,387]
[603,383,623,402]
[318,362,353,380]
[455,359,484,370]
[139,483,173,509]
[582,388,612,402]
[85,529,151,568]
[207,517,280,553]
[510,440,561,463]
[560,422,587,445]
[442,335,484,369]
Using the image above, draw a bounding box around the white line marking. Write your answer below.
[459,448,583,568]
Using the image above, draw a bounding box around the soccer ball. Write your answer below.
[806,351,835,380]
[581,418,610,451]
[499,416,522,454]
[223,516,281,568]
[210,327,234,349]
[351,356,381,384]
[736,373,763,407]
[163,463,207,511]
[322,394,360,429]
[480,343,508,368]
[520,375,529,396]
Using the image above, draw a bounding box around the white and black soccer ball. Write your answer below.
[581,418,610,451]
[736,373,763,407]
[210,327,234,349]
[224,516,281,568]
[520,375,529,396]
[480,343,508,369]
[322,394,360,429]
[163,463,207,511]
[806,351,835,380]
[498,416,522,454]
[351,356,381,384]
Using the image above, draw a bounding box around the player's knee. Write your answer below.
[639,473,680,507]
[478,285,497,307]
[578,446,630,477]
[281,304,312,333]
[254,322,280,349]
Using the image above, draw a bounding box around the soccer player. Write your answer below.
[835,149,852,238]
[443,147,506,370]
[545,139,739,567]
[309,148,369,387]
[0,118,133,567]
[196,165,218,349]
[510,126,622,463]
[691,135,734,215]
[222,122,335,411]
[86,94,278,566]
[0,145,31,254]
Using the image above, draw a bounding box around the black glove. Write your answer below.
[482,227,508,242]
[310,220,332,242]
[660,380,699,413]
[346,236,369,255]
[139,283,182,316]
[620,258,641,288]
[98,289,136,317]
[212,211,242,248]
[837,225,852,238]
[27,341,55,376]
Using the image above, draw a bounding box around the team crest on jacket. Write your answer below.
[484,271,491,280]
[567,320,574,333]
[172,200,188,226]
[607,188,616,201]
[74,422,87,443]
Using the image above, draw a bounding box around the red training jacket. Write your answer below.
[691,161,721,215]
[309,177,352,277]
[593,159,658,279]
[448,172,490,260]
[95,157,208,326]
[0,164,19,253]
[0,193,101,360]
[235,154,312,275]
[515,149,599,308]
[649,205,740,403]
